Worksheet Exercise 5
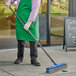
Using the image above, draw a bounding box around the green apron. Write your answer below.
[15,0,39,41]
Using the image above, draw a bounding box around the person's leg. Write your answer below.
[14,40,25,64]
[29,41,40,66]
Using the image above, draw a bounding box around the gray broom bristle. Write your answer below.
[46,64,68,74]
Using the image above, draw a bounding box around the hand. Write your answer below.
[24,21,32,31]
[6,0,11,8]
[6,4,11,8]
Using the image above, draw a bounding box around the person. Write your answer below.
[6,0,41,66]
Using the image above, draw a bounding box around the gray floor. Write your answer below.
[0,45,76,76]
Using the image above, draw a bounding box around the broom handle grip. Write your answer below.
[10,7,57,65]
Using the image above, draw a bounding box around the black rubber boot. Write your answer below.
[14,58,23,64]
[31,60,40,66]
[14,40,25,64]
[29,41,40,66]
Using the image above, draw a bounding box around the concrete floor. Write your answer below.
[0,45,76,76]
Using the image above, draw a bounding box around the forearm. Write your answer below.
[27,21,32,25]
[28,0,41,22]
[6,0,16,5]
[11,0,16,4]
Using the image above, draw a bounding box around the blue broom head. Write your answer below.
[46,63,68,73]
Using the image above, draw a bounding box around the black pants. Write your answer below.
[17,40,38,61]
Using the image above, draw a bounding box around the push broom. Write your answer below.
[10,7,68,74]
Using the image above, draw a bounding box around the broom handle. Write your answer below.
[10,7,57,65]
